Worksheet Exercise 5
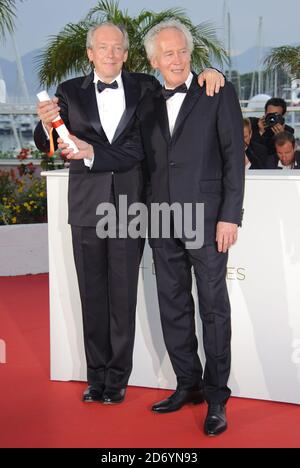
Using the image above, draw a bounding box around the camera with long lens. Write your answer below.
[265,113,285,128]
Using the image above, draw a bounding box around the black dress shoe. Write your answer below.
[204,403,227,436]
[82,386,103,403]
[152,389,204,414]
[102,388,126,405]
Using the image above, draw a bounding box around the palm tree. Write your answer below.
[264,45,300,79]
[36,0,227,87]
[0,0,22,40]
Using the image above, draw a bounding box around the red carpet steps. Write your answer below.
[0,274,300,448]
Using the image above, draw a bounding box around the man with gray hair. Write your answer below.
[35,21,224,408]
[138,20,245,436]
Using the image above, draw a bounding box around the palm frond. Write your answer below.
[264,45,300,78]
[36,22,91,87]
[36,1,227,86]
[85,0,129,24]
[0,0,20,39]
[190,22,227,70]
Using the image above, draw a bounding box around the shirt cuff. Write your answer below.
[84,156,94,169]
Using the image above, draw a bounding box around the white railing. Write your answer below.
[0,104,37,114]
[1,104,300,152]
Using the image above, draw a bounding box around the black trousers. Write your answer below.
[71,197,143,391]
[152,237,231,404]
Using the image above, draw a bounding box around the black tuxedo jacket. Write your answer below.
[137,74,245,245]
[246,141,269,169]
[34,71,159,226]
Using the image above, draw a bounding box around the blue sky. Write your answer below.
[0,0,299,60]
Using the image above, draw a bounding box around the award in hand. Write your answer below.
[37,91,79,154]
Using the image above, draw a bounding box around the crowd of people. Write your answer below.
[244,98,300,170]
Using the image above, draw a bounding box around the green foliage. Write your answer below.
[36,0,227,87]
[0,148,65,225]
[0,169,15,197]
[227,69,290,101]
[0,0,25,41]
[0,147,65,170]
[0,171,47,225]
[265,45,300,79]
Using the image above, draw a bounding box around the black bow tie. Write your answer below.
[97,80,118,93]
[161,83,188,100]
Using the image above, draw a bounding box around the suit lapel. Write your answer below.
[154,73,204,144]
[79,70,144,143]
[80,71,103,136]
[171,74,204,141]
[155,93,171,143]
[111,71,141,143]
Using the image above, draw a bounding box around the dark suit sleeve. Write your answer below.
[90,117,145,173]
[133,73,161,93]
[217,82,245,225]
[33,83,67,153]
[144,75,161,92]
[34,121,51,153]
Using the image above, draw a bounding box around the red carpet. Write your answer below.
[0,274,300,448]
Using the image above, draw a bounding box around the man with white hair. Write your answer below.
[35,22,224,407]
[138,20,244,436]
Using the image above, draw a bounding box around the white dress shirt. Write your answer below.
[245,154,251,170]
[278,160,295,170]
[84,71,126,168]
[165,72,193,135]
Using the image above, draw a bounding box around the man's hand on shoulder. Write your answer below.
[198,68,225,97]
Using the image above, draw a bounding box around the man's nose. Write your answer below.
[106,46,114,57]
[172,52,183,64]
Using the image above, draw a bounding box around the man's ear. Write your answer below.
[87,48,93,63]
[150,57,158,70]
[123,50,129,63]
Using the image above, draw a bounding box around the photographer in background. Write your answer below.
[266,132,300,170]
[250,98,294,155]
[244,118,268,169]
